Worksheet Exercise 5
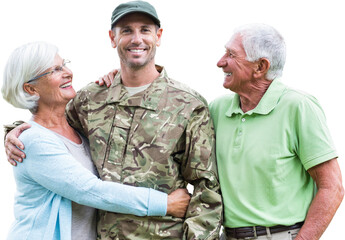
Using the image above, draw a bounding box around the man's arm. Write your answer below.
[4,121,31,166]
[181,104,223,240]
[65,88,90,136]
[295,158,344,240]
[95,69,117,87]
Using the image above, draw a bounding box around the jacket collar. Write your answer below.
[105,65,168,111]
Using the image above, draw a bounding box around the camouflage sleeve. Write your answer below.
[65,89,89,137]
[181,105,223,240]
[3,120,25,140]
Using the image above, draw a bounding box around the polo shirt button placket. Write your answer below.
[240,118,245,136]
[234,117,245,147]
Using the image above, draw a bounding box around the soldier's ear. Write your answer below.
[109,30,117,48]
[156,28,163,47]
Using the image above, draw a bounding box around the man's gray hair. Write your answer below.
[2,42,58,112]
[233,23,286,80]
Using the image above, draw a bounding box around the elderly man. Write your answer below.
[4,1,222,240]
[210,23,343,240]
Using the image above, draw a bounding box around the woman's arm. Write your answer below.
[21,132,189,217]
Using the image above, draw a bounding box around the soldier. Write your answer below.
[5,1,223,239]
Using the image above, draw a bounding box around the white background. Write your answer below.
[0,0,344,239]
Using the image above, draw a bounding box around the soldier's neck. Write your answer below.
[120,64,159,87]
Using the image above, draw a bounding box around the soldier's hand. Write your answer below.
[5,123,31,166]
[166,188,191,218]
[95,69,118,87]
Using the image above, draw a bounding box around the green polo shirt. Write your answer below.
[209,79,337,228]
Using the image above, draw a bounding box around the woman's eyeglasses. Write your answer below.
[27,59,71,83]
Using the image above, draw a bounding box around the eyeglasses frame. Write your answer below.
[27,59,71,83]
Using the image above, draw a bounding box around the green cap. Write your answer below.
[111,1,160,29]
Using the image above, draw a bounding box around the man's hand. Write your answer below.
[166,188,191,218]
[95,69,118,87]
[4,123,31,166]
[295,158,344,240]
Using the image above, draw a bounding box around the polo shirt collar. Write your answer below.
[106,65,168,111]
[226,78,287,117]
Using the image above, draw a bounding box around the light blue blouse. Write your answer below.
[7,121,167,240]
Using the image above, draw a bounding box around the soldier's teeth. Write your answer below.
[129,49,144,53]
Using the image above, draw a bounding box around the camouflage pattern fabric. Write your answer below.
[66,66,223,239]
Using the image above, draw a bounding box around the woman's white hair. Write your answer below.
[233,23,286,80]
[1,41,58,112]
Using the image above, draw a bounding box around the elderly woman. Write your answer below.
[1,42,190,240]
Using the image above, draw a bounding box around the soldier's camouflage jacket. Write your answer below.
[66,66,223,240]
